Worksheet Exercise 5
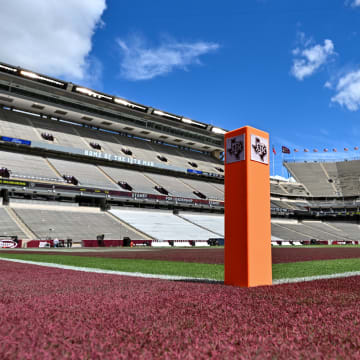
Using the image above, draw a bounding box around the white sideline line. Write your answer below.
[1,257,360,285]
[273,271,360,284]
[0,257,218,282]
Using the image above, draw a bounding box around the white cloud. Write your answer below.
[331,69,360,111]
[117,35,219,81]
[346,0,360,7]
[0,0,106,81]
[291,34,335,81]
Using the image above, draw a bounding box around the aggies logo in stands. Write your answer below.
[250,134,269,164]
[226,134,245,164]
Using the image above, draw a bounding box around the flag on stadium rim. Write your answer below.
[355,147,359,150]
[333,148,337,152]
[344,148,349,151]
[282,146,290,154]
[304,149,309,152]
[294,149,299,152]
[313,149,318,152]
[272,146,276,155]
[324,148,328,152]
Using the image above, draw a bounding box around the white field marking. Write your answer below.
[0,257,219,282]
[1,257,360,285]
[273,271,360,284]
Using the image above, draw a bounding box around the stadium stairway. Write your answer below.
[320,163,338,194]
[142,173,161,189]
[72,127,97,149]
[45,158,63,178]
[96,166,120,187]
[4,206,37,240]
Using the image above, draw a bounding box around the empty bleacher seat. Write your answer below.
[110,209,218,240]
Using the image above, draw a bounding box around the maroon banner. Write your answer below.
[0,239,22,248]
[81,240,152,247]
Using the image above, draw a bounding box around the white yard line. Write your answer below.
[1,257,360,285]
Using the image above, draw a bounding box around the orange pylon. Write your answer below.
[224,126,272,287]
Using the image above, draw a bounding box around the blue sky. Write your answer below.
[1,0,360,176]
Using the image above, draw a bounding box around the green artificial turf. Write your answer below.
[1,252,360,281]
[272,258,360,279]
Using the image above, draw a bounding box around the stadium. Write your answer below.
[0,61,360,246]
[2,63,360,357]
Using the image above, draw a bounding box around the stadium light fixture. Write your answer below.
[114,98,131,107]
[20,70,65,86]
[211,127,226,135]
[75,87,112,101]
[153,110,181,120]
[153,110,165,116]
[114,97,147,111]
[0,64,17,73]
[182,117,208,129]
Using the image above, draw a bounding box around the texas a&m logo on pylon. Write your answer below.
[251,135,268,164]
[226,134,245,164]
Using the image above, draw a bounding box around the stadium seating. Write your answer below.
[13,205,144,241]
[285,159,360,197]
[48,158,119,189]
[0,108,224,173]
[280,183,308,196]
[30,116,87,149]
[270,181,288,195]
[179,177,224,200]
[100,166,158,194]
[325,222,360,241]
[301,221,349,241]
[0,109,40,141]
[271,222,310,241]
[4,81,360,244]
[143,172,198,198]
[280,222,343,242]
[110,209,218,240]
[0,206,27,238]
[285,162,336,196]
[336,160,360,196]
[2,200,360,242]
[0,150,62,181]
[179,213,224,236]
